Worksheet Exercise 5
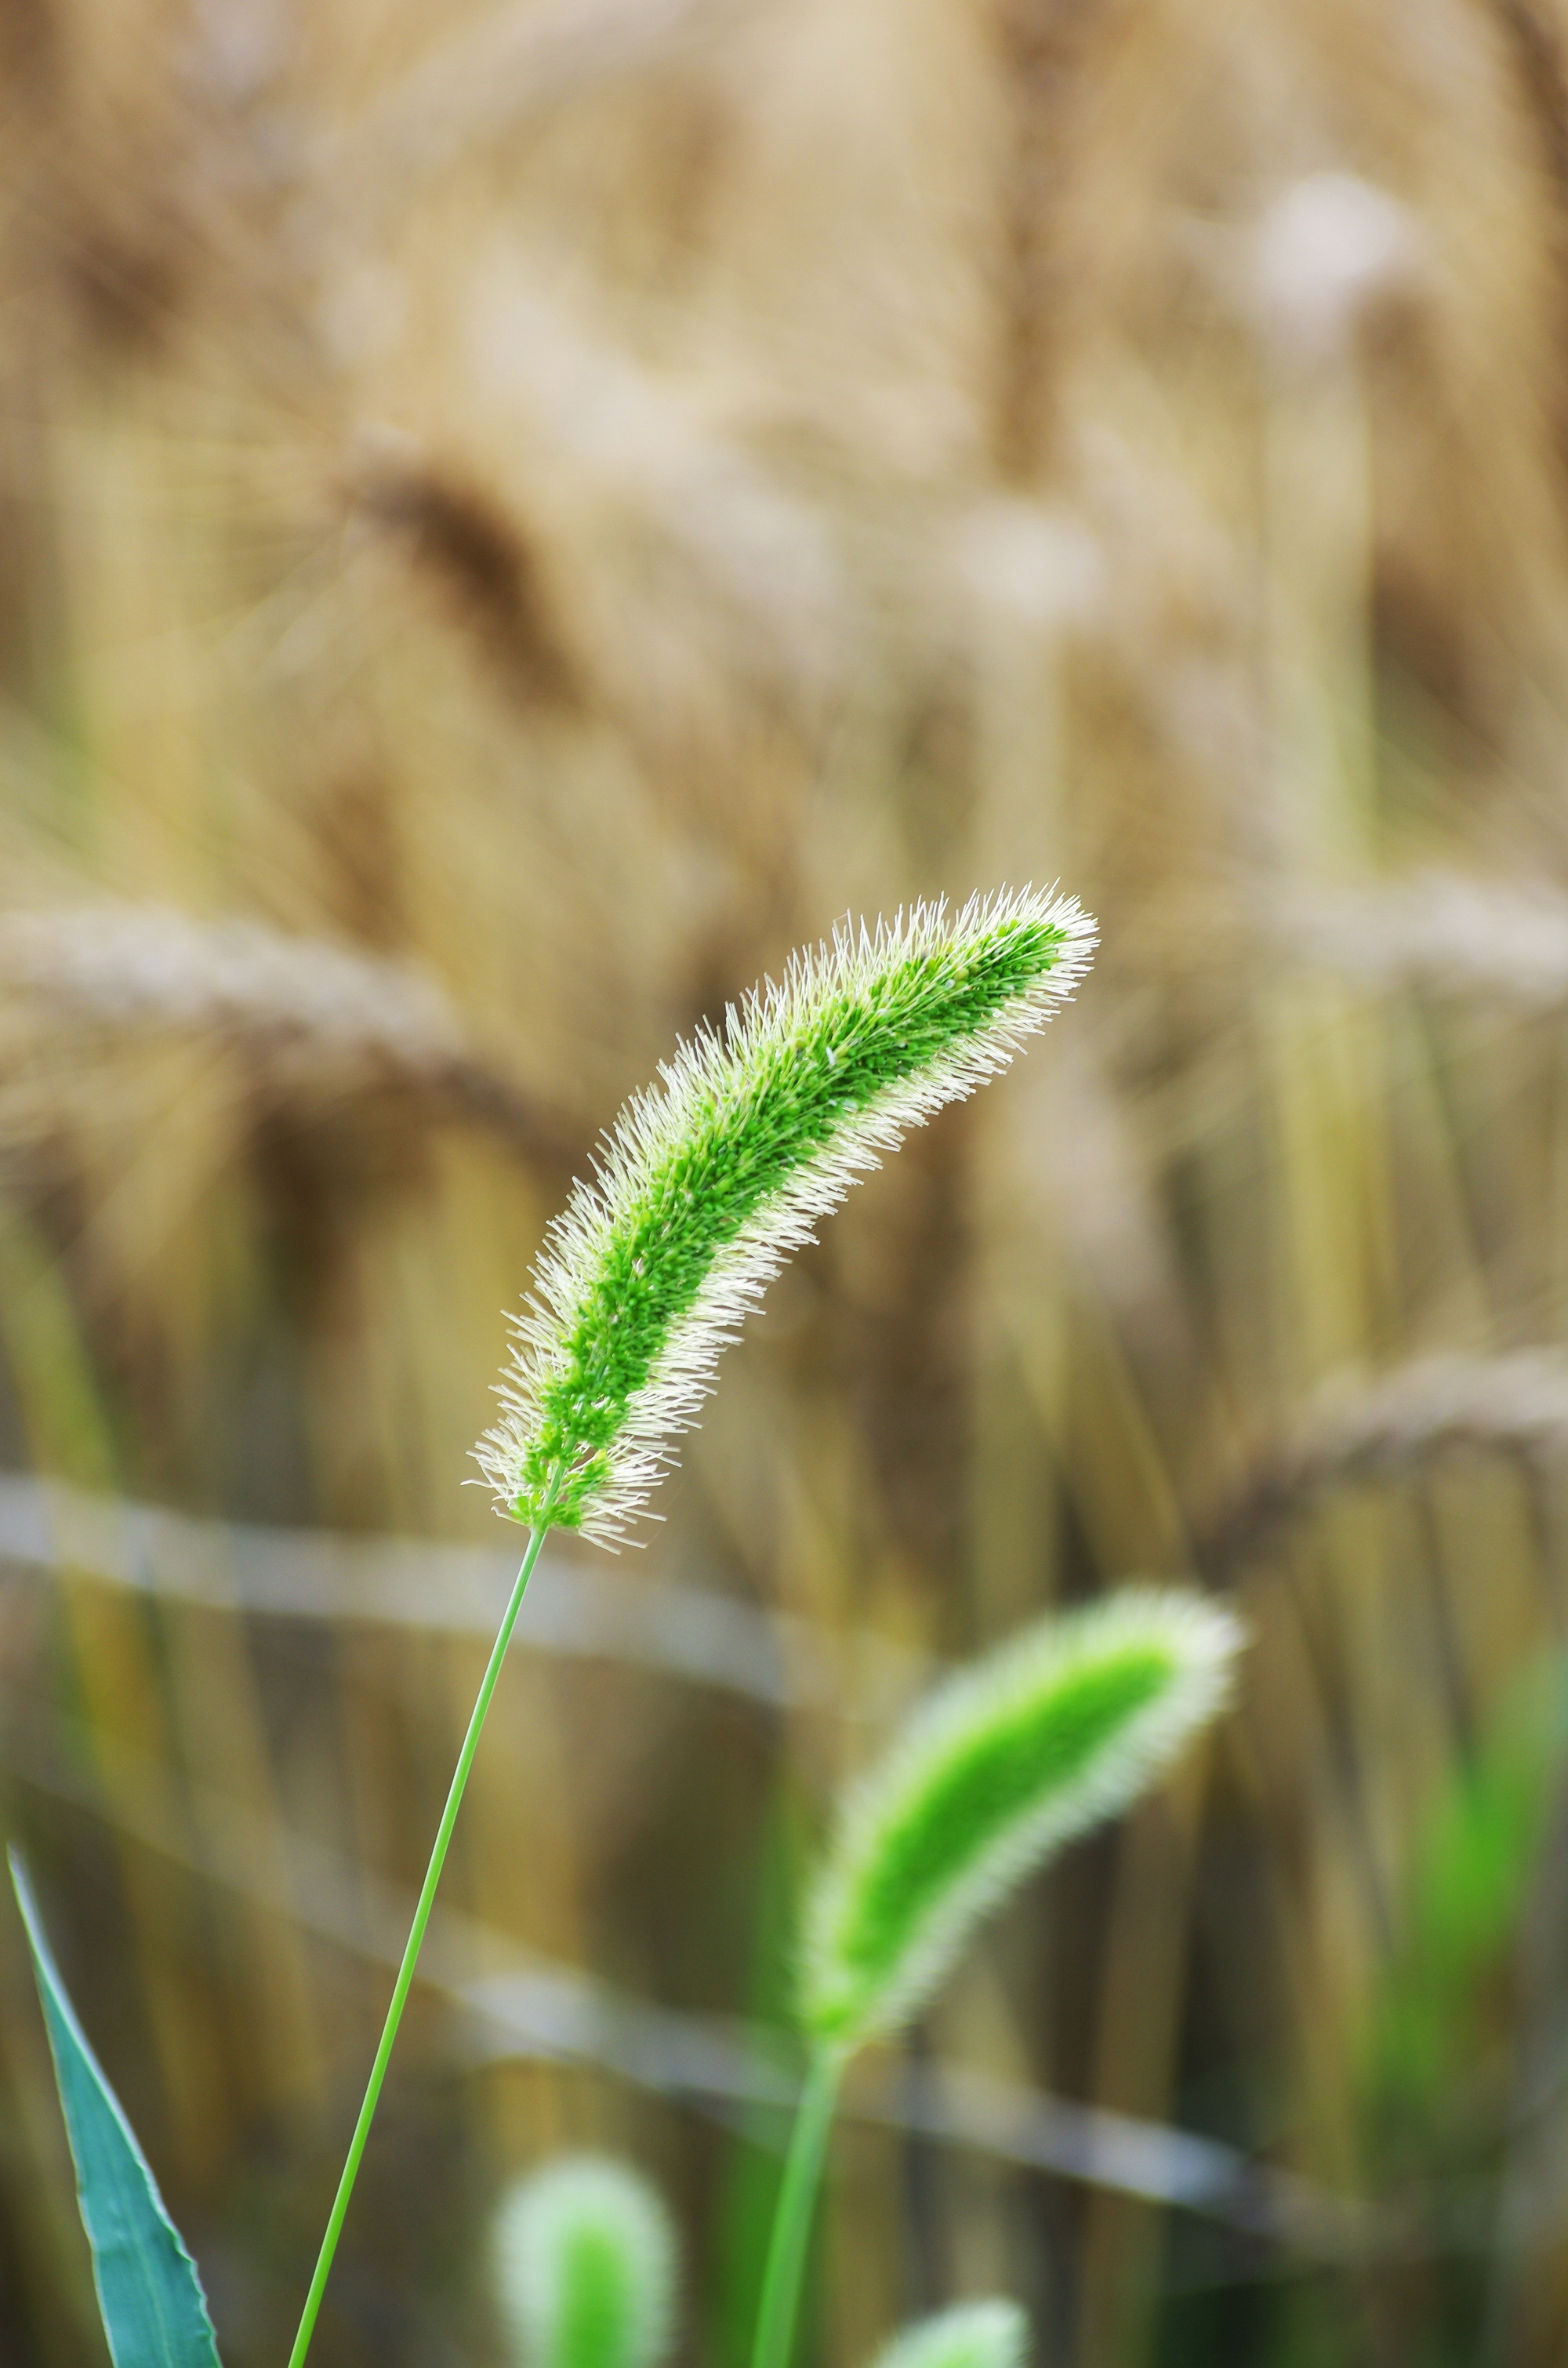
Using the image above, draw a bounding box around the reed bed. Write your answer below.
[4,2,1568,2366]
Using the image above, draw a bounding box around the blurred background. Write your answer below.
[7,0,1568,2362]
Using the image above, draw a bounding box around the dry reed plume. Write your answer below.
[1196,1352,1568,1575]
[0,903,575,1163]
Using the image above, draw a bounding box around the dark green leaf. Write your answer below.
[9,1848,223,2368]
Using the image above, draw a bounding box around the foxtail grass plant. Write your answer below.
[494,2156,678,2368]
[7,889,1099,2368]
[750,1589,1242,2368]
[285,887,1093,2368]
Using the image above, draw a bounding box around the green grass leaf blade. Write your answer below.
[800,1589,1243,2047]
[9,1850,223,2368]
[1359,1653,1568,2154]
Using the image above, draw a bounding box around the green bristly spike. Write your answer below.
[800,1588,1243,2049]
[868,2301,1029,2368]
[477,888,1094,1545]
[748,1589,1242,2368]
[494,2158,677,2368]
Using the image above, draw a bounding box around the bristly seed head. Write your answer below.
[493,2156,677,2368]
[798,1587,1243,2050]
[868,2301,1029,2368]
[476,888,1094,1544]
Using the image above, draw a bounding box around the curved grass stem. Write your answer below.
[285,1484,561,2368]
[751,2048,843,2368]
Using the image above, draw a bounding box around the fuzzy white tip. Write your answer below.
[869,2301,1029,2368]
[493,2156,677,2368]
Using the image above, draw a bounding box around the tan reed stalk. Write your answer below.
[460,271,845,725]
[338,0,753,201]
[343,434,582,709]
[0,903,575,1164]
[1196,1351,1568,1578]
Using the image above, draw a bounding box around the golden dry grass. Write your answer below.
[6,2,1568,2364]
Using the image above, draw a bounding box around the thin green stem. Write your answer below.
[286,1487,560,2368]
[751,2048,844,2368]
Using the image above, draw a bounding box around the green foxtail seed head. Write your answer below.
[476,888,1094,1544]
[493,2156,677,2368]
[799,1587,1243,2049]
[868,2302,1029,2368]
